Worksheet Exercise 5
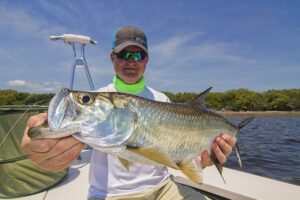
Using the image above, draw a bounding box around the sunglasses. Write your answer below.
[114,50,146,61]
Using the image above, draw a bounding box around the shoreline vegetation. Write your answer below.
[217,110,300,116]
[0,88,300,112]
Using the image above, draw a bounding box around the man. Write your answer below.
[22,25,236,200]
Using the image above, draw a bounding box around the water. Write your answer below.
[224,115,300,186]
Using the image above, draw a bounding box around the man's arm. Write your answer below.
[21,113,85,172]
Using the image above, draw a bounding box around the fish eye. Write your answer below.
[77,93,95,105]
[82,95,90,103]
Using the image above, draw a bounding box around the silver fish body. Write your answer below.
[123,95,238,161]
[29,87,253,184]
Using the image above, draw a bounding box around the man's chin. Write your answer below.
[123,71,139,77]
[124,69,138,73]
[122,76,140,84]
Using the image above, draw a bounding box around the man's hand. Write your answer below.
[199,133,236,168]
[21,113,85,172]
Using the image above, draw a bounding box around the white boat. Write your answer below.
[10,149,300,200]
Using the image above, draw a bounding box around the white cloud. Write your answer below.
[0,7,39,34]
[37,0,76,20]
[147,32,256,92]
[8,79,62,93]
[0,5,66,38]
[151,33,196,55]
[150,32,203,58]
[8,80,26,86]
[150,33,253,67]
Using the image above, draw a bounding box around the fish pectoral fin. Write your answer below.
[28,127,51,139]
[118,157,133,171]
[210,152,226,184]
[127,147,179,170]
[178,160,203,184]
[28,120,50,139]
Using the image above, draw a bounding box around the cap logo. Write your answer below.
[136,37,147,46]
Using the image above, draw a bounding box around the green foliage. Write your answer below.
[221,89,266,111]
[206,92,224,110]
[163,88,300,111]
[0,90,54,106]
[263,90,296,111]
[0,90,18,105]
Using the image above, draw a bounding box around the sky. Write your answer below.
[0,0,299,93]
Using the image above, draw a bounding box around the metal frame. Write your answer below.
[50,34,97,90]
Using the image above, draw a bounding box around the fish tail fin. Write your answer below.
[238,116,254,129]
[234,116,253,168]
[210,151,226,184]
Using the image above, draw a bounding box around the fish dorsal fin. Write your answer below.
[177,159,203,184]
[127,147,179,170]
[118,157,133,170]
[238,116,254,129]
[191,87,213,105]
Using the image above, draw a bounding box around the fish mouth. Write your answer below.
[47,88,80,132]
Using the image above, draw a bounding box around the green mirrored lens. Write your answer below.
[122,52,142,61]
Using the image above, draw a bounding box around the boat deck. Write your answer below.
[12,149,300,200]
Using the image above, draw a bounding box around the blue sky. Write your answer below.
[0,1,299,93]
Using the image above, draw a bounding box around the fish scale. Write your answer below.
[125,97,218,159]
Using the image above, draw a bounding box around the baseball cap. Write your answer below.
[112,25,148,53]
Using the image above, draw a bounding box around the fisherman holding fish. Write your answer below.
[22,25,237,200]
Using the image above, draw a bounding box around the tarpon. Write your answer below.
[29,87,253,184]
